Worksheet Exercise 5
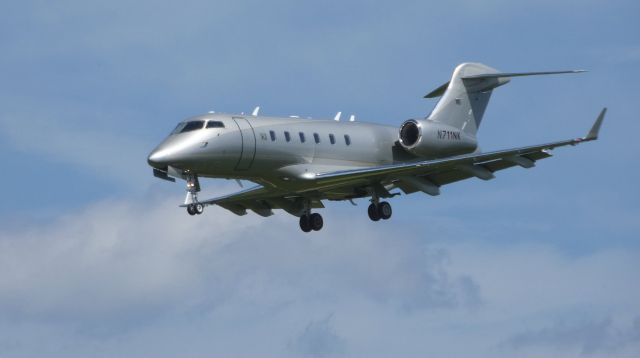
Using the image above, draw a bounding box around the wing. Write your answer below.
[187,184,324,217]
[192,109,604,216]
[307,108,606,195]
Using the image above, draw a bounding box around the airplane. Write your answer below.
[147,63,605,233]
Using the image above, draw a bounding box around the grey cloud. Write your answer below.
[289,314,346,358]
[503,316,640,355]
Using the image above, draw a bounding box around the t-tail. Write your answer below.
[423,63,586,137]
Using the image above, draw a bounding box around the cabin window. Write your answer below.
[270,130,276,141]
[284,131,291,142]
[313,133,320,144]
[329,134,335,144]
[299,132,306,143]
[206,121,225,128]
[344,134,351,146]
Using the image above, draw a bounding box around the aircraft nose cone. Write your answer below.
[147,150,167,168]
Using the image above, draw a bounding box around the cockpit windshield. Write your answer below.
[171,120,205,134]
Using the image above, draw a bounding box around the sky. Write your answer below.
[0,0,639,357]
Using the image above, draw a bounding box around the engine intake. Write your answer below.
[399,120,420,147]
[398,119,477,158]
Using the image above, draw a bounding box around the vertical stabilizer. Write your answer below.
[425,63,504,137]
[424,63,585,137]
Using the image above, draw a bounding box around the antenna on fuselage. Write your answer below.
[334,111,342,121]
[252,106,260,116]
[349,114,355,122]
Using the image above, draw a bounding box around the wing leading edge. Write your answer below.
[310,108,605,190]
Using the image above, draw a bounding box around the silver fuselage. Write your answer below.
[147,114,433,188]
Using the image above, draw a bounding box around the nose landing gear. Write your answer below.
[184,173,204,216]
[187,203,204,216]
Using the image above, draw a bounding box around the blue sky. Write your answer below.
[0,1,639,357]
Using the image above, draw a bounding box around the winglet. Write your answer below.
[252,106,260,116]
[585,107,606,141]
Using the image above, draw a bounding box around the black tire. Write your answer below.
[379,201,392,220]
[299,215,312,233]
[187,205,196,216]
[368,203,380,221]
[195,203,204,215]
[309,213,323,231]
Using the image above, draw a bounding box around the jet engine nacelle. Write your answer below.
[398,119,478,158]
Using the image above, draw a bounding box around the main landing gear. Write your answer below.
[298,199,324,233]
[367,201,392,221]
[299,212,323,232]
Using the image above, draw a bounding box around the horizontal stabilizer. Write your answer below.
[424,69,586,98]
[462,70,586,80]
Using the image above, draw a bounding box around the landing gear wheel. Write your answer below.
[309,213,323,231]
[368,203,380,221]
[379,201,392,220]
[299,215,312,233]
[187,204,197,216]
[195,203,204,215]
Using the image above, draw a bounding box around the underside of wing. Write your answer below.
[394,149,551,195]
[189,185,323,217]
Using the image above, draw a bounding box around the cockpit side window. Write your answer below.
[206,121,225,128]
[171,122,187,134]
[179,120,205,133]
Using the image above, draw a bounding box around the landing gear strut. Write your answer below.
[185,173,203,216]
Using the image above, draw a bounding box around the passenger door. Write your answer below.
[232,117,256,170]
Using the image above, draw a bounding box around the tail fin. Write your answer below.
[424,63,585,136]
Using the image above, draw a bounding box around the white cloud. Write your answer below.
[0,194,638,357]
